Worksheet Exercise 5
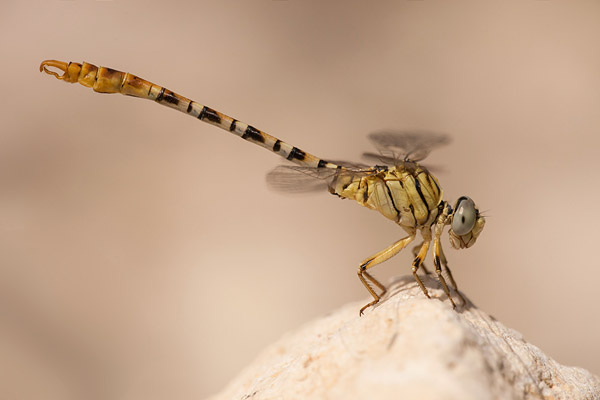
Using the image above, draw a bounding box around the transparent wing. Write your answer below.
[361,152,446,174]
[361,152,398,166]
[266,162,379,194]
[329,159,371,170]
[266,165,334,193]
[366,131,450,163]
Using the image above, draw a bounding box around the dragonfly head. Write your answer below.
[448,196,485,249]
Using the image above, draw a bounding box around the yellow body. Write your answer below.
[330,162,443,229]
[40,59,485,315]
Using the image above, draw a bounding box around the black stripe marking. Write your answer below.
[186,101,194,113]
[418,170,438,199]
[242,125,265,143]
[409,204,416,223]
[287,147,306,161]
[413,256,422,267]
[384,181,401,216]
[229,119,237,132]
[434,255,442,270]
[162,90,180,105]
[294,149,306,160]
[414,177,427,204]
[201,106,222,124]
[147,84,153,96]
[317,159,327,168]
[438,201,446,215]
[360,259,373,271]
[286,147,296,160]
[427,208,439,228]
[362,180,369,203]
[156,87,165,102]
[414,178,431,222]
[429,173,441,196]
[273,140,281,152]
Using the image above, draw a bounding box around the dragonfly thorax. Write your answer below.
[330,162,444,229]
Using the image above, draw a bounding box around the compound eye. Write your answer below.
[452,196,477,235]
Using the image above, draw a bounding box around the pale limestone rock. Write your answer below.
[210,276,600,400]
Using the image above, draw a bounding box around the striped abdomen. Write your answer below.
[39,60,338,171]
[330,163,443,228]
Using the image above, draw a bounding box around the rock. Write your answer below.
[209,275,600,400]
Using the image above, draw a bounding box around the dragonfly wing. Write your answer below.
[361,152,397,166]
[361,152,446,174]
[266,165,335,193]
[328,160,371,170]
[266,163,380,194]
[368,131,450,162]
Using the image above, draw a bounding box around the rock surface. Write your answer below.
[209,275,600,400]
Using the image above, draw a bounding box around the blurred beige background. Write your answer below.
[1,1,599,398]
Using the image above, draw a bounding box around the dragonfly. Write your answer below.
[40,59,485,315]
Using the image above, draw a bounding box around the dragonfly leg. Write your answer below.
[437,242,466,306]
[412,242,431,275]
[358,233,415,315]
[363,270,386,299]
[432,234,457,309]
[411,232,432,300]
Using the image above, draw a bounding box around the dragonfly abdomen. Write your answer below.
[40,60,339,171]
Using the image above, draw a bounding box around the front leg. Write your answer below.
[435,240,466,306]
[432,237,457,309]
[429,202,460,308]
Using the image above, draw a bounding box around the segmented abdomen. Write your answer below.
[40,60,339,171]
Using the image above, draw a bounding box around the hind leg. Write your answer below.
[357,233,416,315]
